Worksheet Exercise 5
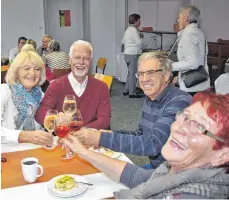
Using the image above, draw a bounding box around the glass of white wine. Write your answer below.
[43,109,58,149]
[63,95,77,118]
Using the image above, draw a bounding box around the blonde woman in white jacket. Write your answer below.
[172,6,210,95]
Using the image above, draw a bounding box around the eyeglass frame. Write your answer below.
[176,110,225,144]
[135,69,166,79]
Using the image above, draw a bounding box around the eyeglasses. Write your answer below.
[136,69,164,78]
[176,111,225,144]
[73,56,91,62]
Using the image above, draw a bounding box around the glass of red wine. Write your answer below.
[55,114,74,160]
[69,109,84,132]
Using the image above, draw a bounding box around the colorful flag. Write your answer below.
[59,10,71,27]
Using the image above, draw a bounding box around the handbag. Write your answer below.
[181,40,208,88]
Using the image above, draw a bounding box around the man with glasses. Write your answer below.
[35,40,111,130]
[73,52,192,169]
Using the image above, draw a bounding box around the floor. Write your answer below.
[109,79,150,165]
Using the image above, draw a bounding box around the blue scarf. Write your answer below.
[11,83,42,130]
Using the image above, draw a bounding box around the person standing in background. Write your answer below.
[171,6,210,95]
[122,14,144,98]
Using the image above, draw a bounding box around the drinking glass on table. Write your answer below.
[43,109,58,149]
[55,114,74,160]
[69,109,84,132]
[63,95,77,118]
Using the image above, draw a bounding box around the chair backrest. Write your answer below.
[217,38,229,45]
[94,73,113,89]
[96,57,107,74]
[53,68,71,79]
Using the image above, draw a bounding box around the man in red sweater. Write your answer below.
[35,40,111,129]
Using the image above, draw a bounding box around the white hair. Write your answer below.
[138,52,172,73]
[69,40,93,58]
[181,5,201,24]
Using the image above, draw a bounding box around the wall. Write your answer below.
[1,0,45,57]
[130,0,182,50]
[44,0,83,53]
[89,0,126,76]
[192,0,229,42]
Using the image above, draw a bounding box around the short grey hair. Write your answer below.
[69,40,93,58]
[181,5,200,24]
[48,40,60,52]
[138,52,172,73]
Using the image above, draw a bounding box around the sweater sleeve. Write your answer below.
[35,81,59,125]
[86,83,111,129]
[1,84,21,144]
[119,163,153,189]
[99,95,191,156]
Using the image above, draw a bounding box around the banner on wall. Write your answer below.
[59,10,71,27]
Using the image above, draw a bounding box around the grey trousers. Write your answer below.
[124,54,139,95]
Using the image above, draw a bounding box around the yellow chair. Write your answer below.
[96,57,107,74]
[94,73,113,90]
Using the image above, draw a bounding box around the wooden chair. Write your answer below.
[95,57,107,74]
[53,68,71,79]
[94,73,113,90]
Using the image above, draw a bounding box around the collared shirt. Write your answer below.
[100,84,192,168]
[68,72,88,97]
[9,47,19,61]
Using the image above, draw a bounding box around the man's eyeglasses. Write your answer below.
[176,111,225,144]
[136,69,164,78]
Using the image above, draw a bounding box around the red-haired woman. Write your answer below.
[63,92,229,199]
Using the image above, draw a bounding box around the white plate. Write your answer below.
[89,147,121,159]
[47,174,88,198]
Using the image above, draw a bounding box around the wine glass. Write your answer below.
[63,95,77,118]
[43,109,58,149]
[69,110,84,132]
[55,114,74,160]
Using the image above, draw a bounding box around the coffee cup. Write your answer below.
[21,157,43,183]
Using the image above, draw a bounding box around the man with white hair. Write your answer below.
[72,52,192,169]
[170,5,210,95]
[36,40,111,129]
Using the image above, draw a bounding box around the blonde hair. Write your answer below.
[6,49,46,86]
[21,44,36,52]
[69,40,93,58]
[26,39,37,49]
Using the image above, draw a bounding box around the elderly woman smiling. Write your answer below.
[63,92,229,199]
[1,49,53,146]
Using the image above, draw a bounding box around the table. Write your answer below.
[115,53,128,83]
[140,30,177,50]
[1,144,131,199]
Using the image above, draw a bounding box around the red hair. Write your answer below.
[192,92,229,150]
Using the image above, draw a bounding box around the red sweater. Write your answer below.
[35,75,111,129]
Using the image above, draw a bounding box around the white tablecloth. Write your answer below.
[1,143,132,200]
[115,53,128,83]
[1,173,127,200]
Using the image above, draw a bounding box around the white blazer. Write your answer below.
[1,84,43,144]
[172,23,210,92]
